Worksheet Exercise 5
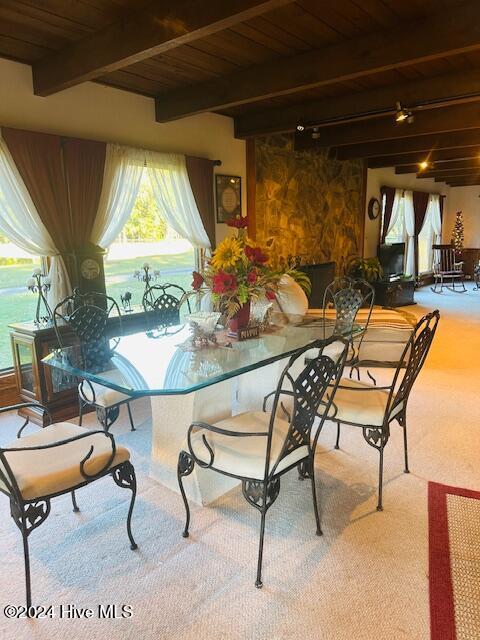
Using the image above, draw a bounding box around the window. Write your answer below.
[104,171,197,308]
[0,232,40,369]
[385,197,406,244]
[417,221,434,274]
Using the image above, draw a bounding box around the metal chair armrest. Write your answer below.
[2,429,117,482]
[189,421,268,438]
[0,402,53,438]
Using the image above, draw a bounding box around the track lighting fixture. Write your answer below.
[296,120,305,132]
[311,127,320,140]
[395,101,414,124]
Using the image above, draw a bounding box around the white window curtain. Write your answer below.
[145,151,211,249]
[91,144,144,248]
[0,134,71,306]
[403,190,415,278]
[419,194,442,273]
[384,188,403,239]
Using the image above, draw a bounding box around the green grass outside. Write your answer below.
[0,251,195,370]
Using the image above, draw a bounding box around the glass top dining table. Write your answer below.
[42,314,361,398]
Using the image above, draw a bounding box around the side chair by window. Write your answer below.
[177,336,349,589]
[142,283,191,330]
[0,402,137,608]
[325,310,440,511]
[431,244,466,293]
[53,289,136,432]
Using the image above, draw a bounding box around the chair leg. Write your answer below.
[402,424,410,474]
[10,498,51,609]
[334,423,341,449]
[177,451,195,538]
[71,490,80,512]
[256,509,267,589]
[362,428,388,511]
[21,524,32,610]
[126,402,136,431]
[78,397,84,426]
[377,445,385,511]
[111,462,138,550]
[309,457,323,536]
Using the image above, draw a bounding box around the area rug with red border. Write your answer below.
[429,481,480,640]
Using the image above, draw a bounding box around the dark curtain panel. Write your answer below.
[186,156,216,249]
[63,138,106,246]
[380,186,395,243]
[2,127,71,254]
[440,195,445,223]
[413,191,430,276]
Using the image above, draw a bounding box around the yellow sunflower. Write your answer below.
[211,236,243,270]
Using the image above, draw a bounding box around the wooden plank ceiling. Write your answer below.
[2,0,480,186]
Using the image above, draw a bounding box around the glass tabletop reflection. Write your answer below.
[42,316,361,397]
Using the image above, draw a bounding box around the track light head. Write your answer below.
[395,101,413,124]
[311,127,320,140]
[296,120,306,132]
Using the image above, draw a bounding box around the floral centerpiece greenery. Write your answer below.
[191,216,310,320]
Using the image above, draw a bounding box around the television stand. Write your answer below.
[374,278,416,308]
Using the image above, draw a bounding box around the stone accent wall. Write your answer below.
[254,134,365,275]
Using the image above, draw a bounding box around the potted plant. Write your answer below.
[345,256,383,283]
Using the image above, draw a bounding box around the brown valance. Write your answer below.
[186,156,216,249]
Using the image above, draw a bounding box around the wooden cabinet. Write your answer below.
[373,279,416,308]
[10,322,80,425]
[9,310,150,425]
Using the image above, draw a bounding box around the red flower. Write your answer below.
[247,269,258,284]
[245,245,268,264]
[265,289,276,301]
[212,271,238,294]
[192,271,204,290]
[226,215,248,229]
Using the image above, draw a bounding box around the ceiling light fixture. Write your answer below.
[395,101,414,124]
[311,127,320,140]
[419,161,429,171]
[296,120,305,132]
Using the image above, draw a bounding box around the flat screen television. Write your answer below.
[378,243,405,280]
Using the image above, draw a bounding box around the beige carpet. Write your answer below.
[0,286,479,640]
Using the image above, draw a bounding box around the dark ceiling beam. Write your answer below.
[417,168,480,179]
[395,160,480,174]
[434,172,480,181]
[155,1,480,121]
[448,179,480,186]
[300,102,480,149]
[333,129,480,160]
[368,147,480,168]
[32,0,294,96]
[235,67,480,138]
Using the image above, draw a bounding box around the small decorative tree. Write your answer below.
[451,211,464,256]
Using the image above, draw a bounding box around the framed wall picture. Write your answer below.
[215,174,241,223]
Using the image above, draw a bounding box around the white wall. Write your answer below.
[445,186,480,248]
[0,58,246,245]
[364,166,449,257]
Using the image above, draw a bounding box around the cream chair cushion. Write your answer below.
[0,422,130,500]
[189,411,308,480]
[79,377,130,407]
[328,379,403,426]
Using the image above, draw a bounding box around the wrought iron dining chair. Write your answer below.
[326,310,440,511]
[142,283,191,329]
[53,289,136,432]
[322,276,375,365]
[0,401,137,608]
[431,244,466,293]
[177,336,349,588]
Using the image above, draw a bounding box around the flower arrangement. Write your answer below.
[191,216,310,323]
